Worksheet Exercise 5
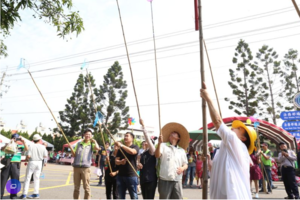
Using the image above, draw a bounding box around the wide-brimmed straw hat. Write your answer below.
[161,122,190,150]
[232,120,257,155]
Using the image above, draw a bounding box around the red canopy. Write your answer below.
[62,139,82,151]
[203,116,296,150]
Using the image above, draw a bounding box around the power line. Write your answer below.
[6,29,300,81]
[0,97,237,115]
[4,5,299,71]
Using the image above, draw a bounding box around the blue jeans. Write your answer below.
[117,176,138,199]
[184,166,196,186]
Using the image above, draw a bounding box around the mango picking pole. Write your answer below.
[198,0,208,198]
[292,0,300,18]
[85,69,112,173]
[27,70,75,155]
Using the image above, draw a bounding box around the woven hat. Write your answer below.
[161,122,190,150]
[232,120,257,155]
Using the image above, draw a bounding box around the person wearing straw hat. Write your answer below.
[200,82,256,199]
[154,122,189,199]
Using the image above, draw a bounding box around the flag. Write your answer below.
[17,58,25,70]
[147,0,153,2]
[81,59,87,70]
[93,111,105,127]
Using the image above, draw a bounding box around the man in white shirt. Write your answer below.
[155,122,189,199]
[200,82,257,199]
[20,134,48,199]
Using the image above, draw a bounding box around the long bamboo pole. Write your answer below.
[85,70,139,177]
[85,69,112,173]
[203,40,222,119]
[116,0,141,120]
[292,0,300,18]
[149,1,162,136]
[198,0,208,198]
[27,70,74,155]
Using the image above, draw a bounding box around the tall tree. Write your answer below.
[255,45,283,124]
[94,61,129,135]
[1,0,84,58]
[225,40,260,116]
[56,73,95,137]
[280,49,300,110]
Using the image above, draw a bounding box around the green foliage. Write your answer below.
[225,40,260,116]
[1,0,84,58]
[0,129,30,140]
[94,61,130,135]
[255,45,282,124]
[280,49,300,110]
[56,73,96,137]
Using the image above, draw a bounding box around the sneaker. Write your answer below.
[27,194,39,199]
[255,193,259,199]
[272,186,277,189]
[97,183,102,186]
[20,194,27,199]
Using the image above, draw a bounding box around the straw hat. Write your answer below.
[161,122,190,150]
[232,120,257,155]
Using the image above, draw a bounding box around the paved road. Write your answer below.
[2,163,288,199]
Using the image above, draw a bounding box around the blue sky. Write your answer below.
[1,0,300,135]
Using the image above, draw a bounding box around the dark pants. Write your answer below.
[105,179,118,199]
[141,181,157,199]
[116,176,138,199]
[282,166,299,198]
[98,161,104,184]
[1,162,20,199]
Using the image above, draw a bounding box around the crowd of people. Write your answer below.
[1,84,300,199]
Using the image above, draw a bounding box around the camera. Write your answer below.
[16,138,21,141]
[282,149,288,153]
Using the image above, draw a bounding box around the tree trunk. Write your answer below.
[265,62,277,125]
[243,58,249,116]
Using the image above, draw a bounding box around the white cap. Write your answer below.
[33,134,42,141]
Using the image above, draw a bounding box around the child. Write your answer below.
[196,153,203,189]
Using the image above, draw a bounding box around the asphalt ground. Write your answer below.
[2,163,289,199]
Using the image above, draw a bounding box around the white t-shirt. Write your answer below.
[158,142,188,181]
[210,123,252,199]
[27,143,48,162]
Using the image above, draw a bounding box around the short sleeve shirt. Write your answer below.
[27,143,48,161]
[158,142,187,181]
[116,144,139,177]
